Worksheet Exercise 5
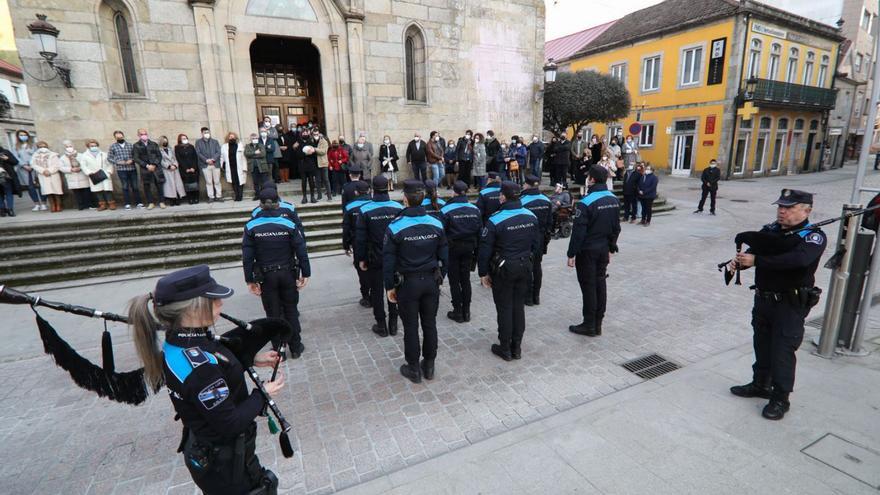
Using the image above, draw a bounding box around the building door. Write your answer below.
[788,132,802,174]
[672,134,695,175]
[250,36,324,131]
[803,133,815,171]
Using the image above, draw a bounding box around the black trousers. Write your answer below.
[184,423,274,495]
[529,250,544,301]
[639,198,654,223]
[259,270,302,348]
[398,273,440,365]
[751,296,807,399]
[553,163,568,187]
[354,259,370,300]
[368,266,398,324]
[72,188,92,210]
[622,195,637,220]
[447,241,475,309]
[491,258,531,350]
[458,160,473,186]
[141,171,163,204]
[411,161,427,182]
[575,250,609,328]
[301,172,316,197]
[697,187,716,213]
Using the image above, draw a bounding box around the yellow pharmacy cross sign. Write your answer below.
[737,101,760,121]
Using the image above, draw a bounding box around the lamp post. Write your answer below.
[543,58,557,84]
[26,14,72,88]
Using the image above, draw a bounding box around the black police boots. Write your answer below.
[532,294,540,306]
[400,363,422,383]
[762,399,790,420]
[462,304,471,322]
[491,344,513,361]
[447,305,465,323]
[372,321,389,337]
[510,342,522,360]
[729,381,772,399]
[388,318,398,336]
[290,342,305,359]
[420,359,435,380]
[359,297,371,308]
[569,323,597,336]
[302,195,309,204]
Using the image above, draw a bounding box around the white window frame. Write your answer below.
[734,132,750,175]
[802,61,814,86]
[786,48,799,83]
[771,119,786,172]
[641,53,662,93]
[679,44,704,87]
[817,58,829,87]
[747,38,762,79]
[638,123,655,147]
[610,62,627,84]
[10,83,28,106]
[855,53,863,74]
[768,43,781,80]
[862,8,872,31]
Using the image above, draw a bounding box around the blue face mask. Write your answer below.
[18,135,28,142]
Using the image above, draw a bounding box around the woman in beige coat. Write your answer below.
[159,135,187,206]
[60,139,93,211]
[30,141,65,212]
[79,138,115,210]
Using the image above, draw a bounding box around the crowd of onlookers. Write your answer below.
[0,121,660,222]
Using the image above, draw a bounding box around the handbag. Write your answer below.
[88,169,108,185]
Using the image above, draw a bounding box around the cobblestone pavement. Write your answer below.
[1,167,878,494]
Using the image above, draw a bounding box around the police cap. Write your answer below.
[424,179,437,193]
[403,179,425,194]
[773,189,813,206]
[487,171,500,181]
[258,188,280,201]
[453,180,468,194]
[524,174,540,186]
[348,163,363,174]
[500,181,521,199]
[154,265,233,306]
[588,165,608,184]
[372,175,389,191]
[354,180,370,194]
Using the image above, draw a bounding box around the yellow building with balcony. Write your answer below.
[558,0,843,178]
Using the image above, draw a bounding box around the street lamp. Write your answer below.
[543,58,557,84]
[744,77,758,100]
[26,14,72,88]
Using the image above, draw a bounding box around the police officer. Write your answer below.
[422,179,446,219]
[567,166,620,337]
[251,182,304,234]
[729,189,826,420]
[343,180,373,307]
[520,174,553,306]
[242,188,311,358]
[476,171,502,222]
[341,163,364,211]
[127,265,287,494]
[355,176,403,336]
[478,181,539,361]
[441,180,482,323]
[384,180,448,383]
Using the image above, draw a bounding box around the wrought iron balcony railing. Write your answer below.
[740,78,837,111]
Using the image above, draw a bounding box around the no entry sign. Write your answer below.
[629,122,642,135]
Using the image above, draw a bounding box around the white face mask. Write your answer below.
[646,170,653,175]
[65,147,75,153]
[252,139,259,144]
[709,163,717,168]
[465,134,472,139]
[384,139,390,145]
[260,132,268,138]
[89,146,99,153]
[433,137,440,142]
[357,143,364,149]
[181,139,189,145]
[37,147,48,152]
[203,133,210,139]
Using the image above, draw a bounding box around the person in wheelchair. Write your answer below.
[550,183,573,239]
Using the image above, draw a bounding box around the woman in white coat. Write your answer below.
[79,138,115,210]
[159,135,187,206]
[60,139,93,210]
[220,131,247,201]
[30,141,65,212]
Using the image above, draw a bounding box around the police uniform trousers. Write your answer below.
[575,249,609,328]
[491,257,532,350]
[751,294,807,399]
[184,423,276,494]
[529,250,545,302]
[447,240,476,310]
[354,259,371,300]
[259,269,302,348]
[398,272,440,365]
[368,266,398,325]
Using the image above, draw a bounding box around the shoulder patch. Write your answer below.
[197,378,230,410]
[185,347,217,368]
[805,232,825,245]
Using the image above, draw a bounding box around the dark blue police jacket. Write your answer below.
[520,188,553,238]
[566,184,621,258]
[476,184,502,221]
[355,193,403,265]
[382,206,448,290]
[252,200,304,236]
[342,195,372,252]
[477,200,539,277]
[242,209,311,283]
[440,196,482,242]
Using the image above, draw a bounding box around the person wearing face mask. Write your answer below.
[379,135,399,190]
[406,133,428,182]
[637,165,659,226]
[527,135,544,182]
[30,141,64,212]
[59,140,93,211]
[313,130,332,201]
[551,135,571,189]
[597,152,615,191]
[351,136,374,190]
[588,135,602,166]
[271,124,285,182]
[175,134,200,205]
[244,133,270,200]
[472,133,487,189]
[221,132,248,202]
[621,161,642,223]
[132,128,167,210]
[695,159,721,215]
[78,138,115,211]
[485,130,500,174]
[195,127,222,203]
[159,135,187,206]
[257,130,277,199]
[299,131,319,204]
[336,135,353,175]
[622,135,638,170]
[0,143,22,217]
[571,132,586,166]
[277,124,295,183]
[427,131,444,184]
[328,139,349,196]
[13,129,47,211]
[443,138,458,189]
[455,130,474,187]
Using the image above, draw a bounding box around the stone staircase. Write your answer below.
[0,183,674,287]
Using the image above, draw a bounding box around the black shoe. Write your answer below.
[710,211,716,216]
[372,322,388,337]
[388,318,398,336]
[533,295,540,306]
[311,195,318,203]
[569,323,597,336]
[510,344,522,360]
[525,298,534,307]
[447,309,464,323]
[761,399,790,420]
[462,304,471,322]
[420,359,435,380]
[359,297,371,308]
[693,209,702,214]
[6,209,14,217]
[400,363,422,383]
[729,382,772,399]
[302,196,309,204]
[491,344,513,362]
[290,342,305,359]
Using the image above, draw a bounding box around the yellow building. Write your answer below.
[558,0,843,178]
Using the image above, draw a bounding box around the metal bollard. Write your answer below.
[817,204,863,358]
[845,229,879,356]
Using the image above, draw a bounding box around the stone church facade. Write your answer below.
[9,0,545,176]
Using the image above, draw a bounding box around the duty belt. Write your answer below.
[259,263,293,273]
[752,286,804,303]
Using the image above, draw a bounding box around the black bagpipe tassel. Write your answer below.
[279,431,294,458]
[101,320,115,373]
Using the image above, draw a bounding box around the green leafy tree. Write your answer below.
[543,70,631,138]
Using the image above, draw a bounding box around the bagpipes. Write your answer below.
[0,284,295,458]
[718,203,880,285]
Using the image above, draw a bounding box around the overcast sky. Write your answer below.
[544,0,844,41]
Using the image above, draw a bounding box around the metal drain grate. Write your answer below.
[729,199,749,203]
[806,316,824,329]
[621,354,680,379]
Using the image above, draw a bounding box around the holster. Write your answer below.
[802,286,822,309]
[252,270,265,284]
[393,272,404,290]
[489,252,503,276]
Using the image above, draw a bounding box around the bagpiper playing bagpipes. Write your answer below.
[0,265,295,495]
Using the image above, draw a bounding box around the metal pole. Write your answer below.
[817,204,863,358]
[852,2,880,202]
[848,231,880,355]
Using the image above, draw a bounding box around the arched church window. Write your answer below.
[404,25,426,102]
[114,12,138,93]
[99,1,143,95]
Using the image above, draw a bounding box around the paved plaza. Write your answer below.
[1,167,879,494]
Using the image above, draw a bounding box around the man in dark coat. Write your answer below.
[0,145,22,217]
[695,159,721,215]
[552,137,571,189]
[132,128,166,209]
[406,133,429,182]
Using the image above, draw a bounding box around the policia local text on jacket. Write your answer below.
[567,170,621,337]
[383,180,449,382]
[478,182,540,361]
[242,192,311,356]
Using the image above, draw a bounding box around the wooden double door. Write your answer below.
[253,63,324,130]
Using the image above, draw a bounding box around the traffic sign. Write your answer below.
[629,122,642,135]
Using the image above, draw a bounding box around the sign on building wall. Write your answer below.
[705,115,716,134]
[708,38,726,85]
